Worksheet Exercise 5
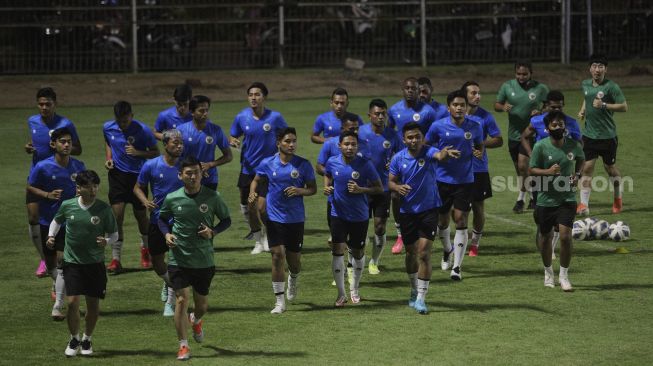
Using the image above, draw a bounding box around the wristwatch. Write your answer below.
[601,102,607,110]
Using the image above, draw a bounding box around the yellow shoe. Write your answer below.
[368,261,380,275]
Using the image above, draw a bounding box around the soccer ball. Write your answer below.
[572,220,590,241]
[608,221,630,242]
[583,217,598,239]
[590,219,610,240]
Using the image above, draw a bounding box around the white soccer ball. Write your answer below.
[583,217,598,239]
[591,219,610,240]
[608,221,630,242]
[572,220,590,241]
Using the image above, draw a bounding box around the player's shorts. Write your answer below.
[508,140,521,163]
[330,216,369,249]
[326,200,332,228]
[399,208,439,245]
[535,202,576,234]
[368,191,391,218]
[266,220,304,253]
[582,136,618,165]
[168,265,215,296]
[26,189,41,204]
[517,138,534,157]
[438,182,474,213]
[472,172,493,202]
[40,224,65,255]
[63,262,107,299]
[237,173,268,201]
[108,168,145,209]
[147,222,169,257]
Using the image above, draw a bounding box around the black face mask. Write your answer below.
[549,128,565,140]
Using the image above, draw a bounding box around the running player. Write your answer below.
[417,76,450,121]
[311,87,363,144]
[249,127,316,313]
[158,157,231,360]
[103,101,159,273]
[47,170,118,357]
[153,84,193,140]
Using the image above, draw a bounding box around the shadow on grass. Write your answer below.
[218,267,270,275]
[102,308,159,317]
[110,267,151,275]
[429,300,556,314]
[462,268,542,279]
[575,283,653,291]
[214,245,251,253]
[201,345,307,358]
[304,228,331,235]
[96,349,169,358]
[208,305,272,312]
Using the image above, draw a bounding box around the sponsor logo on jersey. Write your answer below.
[412,113,421,122]
[263,123,271,132]
[199,203,209,213]
[351,171,360,180]
[567,152,575,160]
[290,169,299,179]
[528,92,536,101]
[205,136,214,145]
[464,132,472,140]
[383,140,391,149]
[90,216,101,225]
[328,126,333,130]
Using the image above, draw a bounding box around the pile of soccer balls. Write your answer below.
[572,218,630,242]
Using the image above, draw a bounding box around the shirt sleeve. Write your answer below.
[159,196,171,220]
[255,161,268,178]
[364,160,380,183]
[53,201,67,224]
[567,118,582,141]
[575,142,585,161]
[137,161,151,186]
[154,112,166,132]
[389,154,401,176]
[473,124,484,145]
[610,83,626,104]
[427,146,441,161]
[324,159,333,177]
[529,143,543,168]
[486,115,502,137]
[143,126,158,148]
[230,116,242,137]
[312,115,324,134]
[277,114,288,129]
[317,144,330,165]
[103,205,118,234]
[65,120,81,143]
[425,124,438,144]
[302,160,316,182]
[215,126,230,150]
[496,82,508,103]
[213,193,231,221]
[27,164,42,187]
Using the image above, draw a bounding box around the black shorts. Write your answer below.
[508,140,521,163]
[535,202,576,234]
[237,173,268,200]
[399,209,439,245]
[438,182,474,213]
[63,262,107,299]
[326,201,332,227]
[40,224,65,256]
[26,189,41,204]
[472,172,493,202]
[168,265,215,296]
[330,216,369,249]
[583,136,618,165]
[517,137,534,157]
[266,220,304,253]
[147,222,169,257]
[108,168,146,209]
[368,191,391,218]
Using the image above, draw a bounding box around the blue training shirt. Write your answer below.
[230,108,287,175]
[429,100,450,121]
[389,146,442,214]
[358,124,402,191]
[256,154,315,224]
[325,155,380,222]
[388,100,438,142]
[103,120,157,174]
[529,112,582,143]
[317,135,371,167]
[313,111,364,140]
[28,156,86,226]
[27,114,80,169]
[154,105,192,133]
[137,156,184,225]
[177,120,230,186]
[469,107,502,173]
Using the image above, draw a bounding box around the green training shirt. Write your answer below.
[529,137,585,207]
[54,197,117,264]
[581,78,625,139]
[159,186,230,268]
[496,79,549,141]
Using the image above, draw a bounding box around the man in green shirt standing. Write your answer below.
[576,55,628,215]
[529,111,584,292]
[495,60,549,213]
[47,170,118,357]
[158,156,231,361]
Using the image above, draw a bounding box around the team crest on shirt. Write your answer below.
[205,136,214,145]
[90,216,101,225]
[418,159,425,167]
[412,113,421,122]
[383,140,391,149]
[351,171,360,180]
[597,91,605,99]
[70,173,77,181]
[567,152,575,160]
[48,129,54,137]
[159,173,164,178]
[263,123,271,132]
[464,132,472,140]
[127,136,135,144]
[290,169,299,179]
[199,203,209,213]
[528,93,536,101]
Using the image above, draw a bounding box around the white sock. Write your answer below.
[332,255,346,297]
[352,255,365,291]
[253,230,262,245]
[416,278,429,301]
[55,268,65,307]
[261,229,269,251]
[179,339,189,348]
[167,286,175,305]
[71,333,80,341]
[453,229,469,269]
[552,231,560,255]
[29,224,44,259]
[439,226,452,253]
[395,222,401,236]
[517,190,526,201]
[471,230,482,247]
[112,240,123,261]
[371,234,386,264]
[288,272,298,288]
[82,333,91,341]
[580,189,591,206]
[158,272,171,286]
[272,281,285,305]
[240,204,249,224]
[559,266,569,278]
[408,272,418,290]
[140,234,148,249]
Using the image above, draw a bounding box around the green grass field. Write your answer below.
[0,86,651,365]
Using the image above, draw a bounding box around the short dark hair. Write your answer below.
[276,127,297,141]
[331,87,348,99]
[589,54,608,66]
[179,156,201,171]
[446,89,468,105]
[402,122,422,136]
[460,81,480,93]
[339,130,359,143]
[546,90,565,103]
[189,95,210,112]
[340,112,360,124]
[36,87,57,101]
[368,98,387,110]
[515,60,533,73]
[113,101,132,118]
[173,84,192,102]
[403,77,418,85]
[544,110,566,128]
[417,77,432,88]
[50,127,72,142]
[248,82,269,97]
[75,170,100,186]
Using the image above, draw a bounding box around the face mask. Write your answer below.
[549,128,565,140]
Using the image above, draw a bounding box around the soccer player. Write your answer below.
[311,87,363,144]
[103,101,159,273]
[158,157,231,360]
[27,128,86,320]
[325,131,382,306]
[388,77,438,254]
[576,55,628,215]
[426,90,484,280]
[495,61,549,213]
[358,99,402,274]
[461,81,503,257]
[528,111,584,291]
[134,129,184,317]
[249,127,316,313]
[177,95,233,191]
[389,122,460,314]
[153,84,193,140]
[417,76,450,121]
[47,170,118,357]
[25,87,82,278]
[230,82,288,254]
